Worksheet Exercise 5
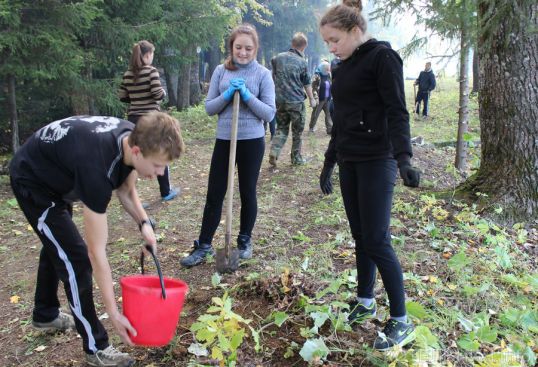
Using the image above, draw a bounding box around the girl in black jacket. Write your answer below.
[318,0,420,351]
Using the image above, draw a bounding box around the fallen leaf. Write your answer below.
[34,345,46,352]
[10,295,20,304]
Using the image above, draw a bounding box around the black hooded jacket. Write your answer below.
[325,39,412,164]
[416,69,436,92]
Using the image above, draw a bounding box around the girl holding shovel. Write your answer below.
[181,24,276,268]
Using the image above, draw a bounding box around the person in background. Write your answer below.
[180,24,275,267]
[119,40,178,202]
[414,61,436,117]
[309,60,333,134]
[318,0,421,351]
[268,32,317,167]
[9,113,184,366]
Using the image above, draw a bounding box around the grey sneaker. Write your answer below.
[348,299,377,323]
[373,319,416,351]
[86,345,134,367]
[32,311,75,332]
[237,234,253,259]
[269,155,277,167]
[180,240,214,267]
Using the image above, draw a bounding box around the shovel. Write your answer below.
[216,92,241,273]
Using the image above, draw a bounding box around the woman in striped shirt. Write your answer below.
[119,40,178,201]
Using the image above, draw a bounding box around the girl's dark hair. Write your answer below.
[224,23,259,71]
[129,40,155,80]
[320,0,367,33]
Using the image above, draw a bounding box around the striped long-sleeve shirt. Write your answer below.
[118,65,165,116]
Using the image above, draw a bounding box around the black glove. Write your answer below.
[319,161,336,195]
[398,161,420,188]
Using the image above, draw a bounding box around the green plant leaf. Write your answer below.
[457,333,480,351]
[299,338,330,363]
[196,328,216,343]
[6,198,18,208]
[218,332,231,352]
[494,246,512,269]
[448,251,470,272]
[248,326,261,353]
[477,325,498,343]
[273,311,289,327]
[211,346,224,362]
[310,311,329,331]
[414,325,441,349]
[406,301,428,320]
[229,328,244,350]
[211,272,221,287]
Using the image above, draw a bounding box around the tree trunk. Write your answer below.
[471,48,479,94]
[163,64,178,107]
[177,46,193,111]
[463,1,538,220]
[207,38,221,82]
[455,17,471,172]
[189,53,201,106]
[7,74,20,152]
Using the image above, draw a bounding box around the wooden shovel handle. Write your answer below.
[225,92,240,256]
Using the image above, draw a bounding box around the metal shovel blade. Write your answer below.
[215,246,240,274]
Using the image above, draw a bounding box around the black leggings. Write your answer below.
[199,137,265,244]
[338,158,406,317]
[128,114,171,197]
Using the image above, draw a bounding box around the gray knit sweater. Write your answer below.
[205,60,276,140]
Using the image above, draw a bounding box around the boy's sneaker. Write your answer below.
[162,187,179,202]
[269,155,277,167]
[86,345,134,367]
[373,319,416,351]
[348,299,376,323]
[32,311,75,332]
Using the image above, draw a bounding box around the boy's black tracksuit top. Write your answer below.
[325,39,412,165]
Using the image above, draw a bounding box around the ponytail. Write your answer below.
[129,40,155,81]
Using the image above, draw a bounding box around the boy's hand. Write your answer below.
[110,311,136,346]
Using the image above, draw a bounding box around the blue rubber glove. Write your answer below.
[222,83,238,101]
[237,83,252,102]
[230,78,245,87]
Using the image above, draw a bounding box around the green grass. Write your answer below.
[405,77,481,144]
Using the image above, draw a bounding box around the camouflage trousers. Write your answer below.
[269,102,306,163]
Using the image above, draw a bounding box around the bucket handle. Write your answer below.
[140,245,167,299]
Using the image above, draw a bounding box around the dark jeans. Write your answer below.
[415,91,430,116]
[128,114,171,197]
[199,137,265,244]
[10,179,109,354]
[338,159,406,317]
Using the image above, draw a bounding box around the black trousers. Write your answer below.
[10,179,109,354]
[338,159,406,317]
[199,137,265,244]
[415,91,430,116]
[128,114,171,197]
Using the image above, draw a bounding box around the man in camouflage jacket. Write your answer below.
[269,32,317,166]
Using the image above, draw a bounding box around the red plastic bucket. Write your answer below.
[120,245,188,346]
[121,275,188,346]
